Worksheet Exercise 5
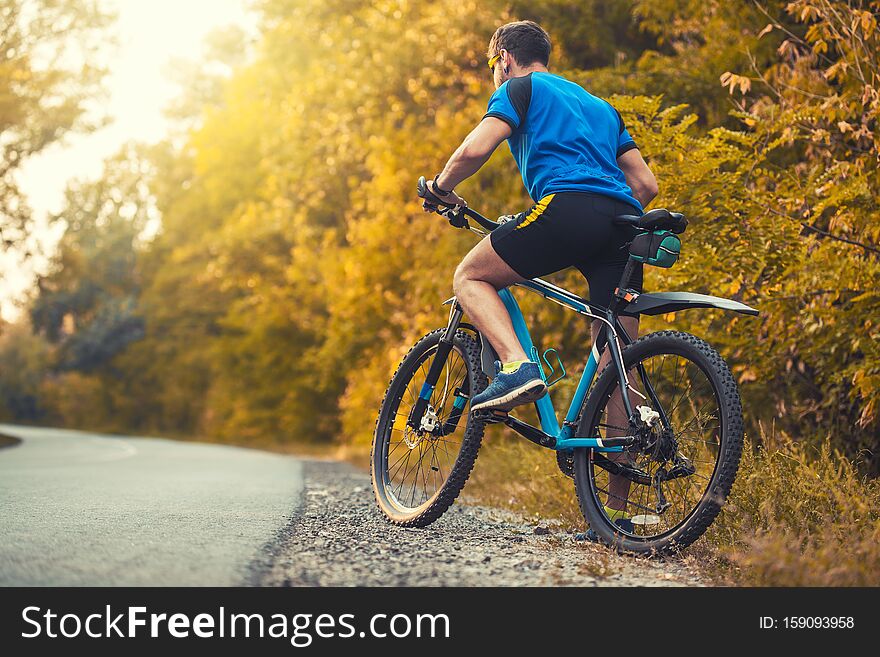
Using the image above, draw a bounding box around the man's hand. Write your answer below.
[425,179,467,210]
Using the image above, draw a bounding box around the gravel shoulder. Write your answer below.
[257,459,705,587]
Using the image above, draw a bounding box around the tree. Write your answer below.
[8,0,877,467]
[0,318,51,421]
[30,145,151,372]
[0,0,113,254]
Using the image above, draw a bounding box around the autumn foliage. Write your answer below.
[2,0,879,472]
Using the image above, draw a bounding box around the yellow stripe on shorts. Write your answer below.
[515,194,556,230]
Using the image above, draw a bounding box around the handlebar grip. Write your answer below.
[417,175,446,206]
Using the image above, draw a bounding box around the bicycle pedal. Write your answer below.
[471,409,509,424]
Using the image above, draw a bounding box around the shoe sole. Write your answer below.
[470,379,548,413]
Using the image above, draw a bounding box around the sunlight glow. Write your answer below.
[2,0,257,321]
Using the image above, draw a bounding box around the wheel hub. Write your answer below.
[404,405,439,448]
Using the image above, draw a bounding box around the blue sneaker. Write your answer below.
[470,360,547,413]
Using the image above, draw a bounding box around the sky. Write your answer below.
[1,0,258,321]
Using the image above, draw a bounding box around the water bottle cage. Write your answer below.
[530,346,567,387]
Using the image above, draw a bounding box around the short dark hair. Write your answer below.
[487,21,551,67]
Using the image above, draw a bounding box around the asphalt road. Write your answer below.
[0,425,303,586]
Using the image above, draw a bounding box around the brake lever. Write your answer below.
[441,206,469,228]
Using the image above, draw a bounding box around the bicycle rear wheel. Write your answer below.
[371,328,487,526]
[573,330,744,553]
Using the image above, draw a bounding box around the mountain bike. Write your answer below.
[370,177,759,553]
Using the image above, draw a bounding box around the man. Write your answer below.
[426,20,658,417]
[427,20,658,536]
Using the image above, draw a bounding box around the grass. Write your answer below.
[698,421,880,586]
[463,421,880,586]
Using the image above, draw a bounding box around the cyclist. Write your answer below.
[425,20,658,416]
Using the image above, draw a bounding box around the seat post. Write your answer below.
[609,257,637,314]
[618,257,636,291]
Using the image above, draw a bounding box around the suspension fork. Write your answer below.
[407,300,464,429]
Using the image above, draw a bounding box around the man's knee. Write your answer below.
[452,262,471,296]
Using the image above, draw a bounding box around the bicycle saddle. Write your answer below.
[617,208,688,234]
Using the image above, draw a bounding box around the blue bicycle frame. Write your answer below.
[499,282,623,452]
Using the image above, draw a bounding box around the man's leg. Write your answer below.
[453,235,529,363]
[591,314,640,513]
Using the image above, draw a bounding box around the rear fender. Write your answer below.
[625,291,759,316]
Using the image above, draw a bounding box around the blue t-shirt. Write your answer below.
[484,71,642,212]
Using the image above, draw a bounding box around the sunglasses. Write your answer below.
[487,52,501,70]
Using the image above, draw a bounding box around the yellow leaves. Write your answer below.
[786,2,822,23]
[857,10,877,37]
[739,367,758,383]
[810,127,830,144]
[849,290,880,304]
[852,370,880,427]
[777,39,797,58]
[824,59,849,81]
[757,23,775,39]
[720,71,751,95]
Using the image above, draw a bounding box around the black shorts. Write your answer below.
[489,192,644,317]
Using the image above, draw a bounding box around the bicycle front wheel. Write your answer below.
[371,328,487,527]
[573,330,744,553]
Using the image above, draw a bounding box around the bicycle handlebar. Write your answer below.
[417,176,500,232]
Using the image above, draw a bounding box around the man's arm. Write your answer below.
[429,117,512,203]
[617,148,659,209]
